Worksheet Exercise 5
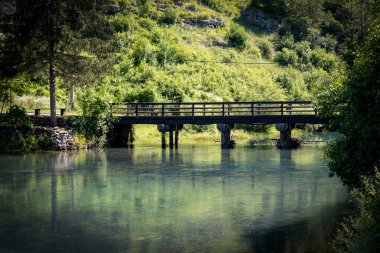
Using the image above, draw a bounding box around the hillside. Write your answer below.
[2,0,347,113]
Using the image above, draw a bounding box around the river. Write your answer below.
[0,145,350,253]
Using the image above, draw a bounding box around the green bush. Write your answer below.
[139,18,156,30]
[161,7,177,25]
[110,14,136,33]
[275,48,298,66]
[286,16,312,41]
[0,131,52,154]
[294,40,311,65]
[198,0,224,12]
[310,49,337,72]
[274,33,295,51]
[70,97,117,147]
[159,83,185,102]
[332,171,380,253]
[0,105,34,129]
[227,25,247,51]
[132,38,155,66]
[124,88,157,102]
[258,40,274,59]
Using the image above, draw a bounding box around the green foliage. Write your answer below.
[0,131,52,154]
[326,19,380,188]
[124,88,157,102]
[286,16,312,41]
[275,69,309,100]
[227,25,247,51]
[161,7,178,25]
[68,96,117,147]
[332,171,380,253]
[310,49,339,72]
[110,14,137,33]
[258,40,274,59]
[1,0,115,125]
[0,105,34,129]
[132,38,155,65]
[275,48,298,66]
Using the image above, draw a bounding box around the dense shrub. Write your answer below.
[159,83,185,102]
[161,7,177,25]
[293,40,311,65]
[132,38,155,65]
[274,33,295,51]
[286,16,312,41]
[227,25,247,51]
[139,18,156,30]
[124,88,157,102]
[110,14,136,33]
[310,49,337,72]
[275,48,298,66]
[197,0,225,12]
[0,105,34,129]
[70,97,117,147]
[0,131,52,154]
[332,171,380,253]
[258,40,274,59]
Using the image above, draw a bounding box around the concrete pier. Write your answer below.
[157,124,183,148]
[157,124,170,148]
[217,124,235,149]
[275,123,299,149]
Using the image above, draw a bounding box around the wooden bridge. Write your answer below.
[110,101,326,149]
[111,101,326,125]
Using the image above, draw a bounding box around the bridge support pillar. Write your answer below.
[175,124,183,148]
[169,129,174,149]
[111,124,134,147]
[217,124,235,149]
[157,124,171,148]
[275,123,299,149]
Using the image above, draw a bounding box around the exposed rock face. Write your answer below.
[182,17,225,29]
[242,8,278,33]
[212,40,228,48]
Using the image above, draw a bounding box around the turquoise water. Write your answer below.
[0,145,350,253]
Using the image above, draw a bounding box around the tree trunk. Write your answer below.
[70,83,75,110]
[49,40,57,126]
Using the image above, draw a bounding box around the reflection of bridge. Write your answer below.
[110,101,327,149]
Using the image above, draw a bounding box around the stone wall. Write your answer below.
[37,126,79,150]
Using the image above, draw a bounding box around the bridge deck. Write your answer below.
[111,101,326,125]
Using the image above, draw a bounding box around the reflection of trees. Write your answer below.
[242,202,350,253]
[0,147,352,253]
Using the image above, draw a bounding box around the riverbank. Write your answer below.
[133,124,334,146]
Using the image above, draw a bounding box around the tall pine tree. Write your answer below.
[1,0,115,125]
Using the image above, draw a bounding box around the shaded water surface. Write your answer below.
[0,145,350,253]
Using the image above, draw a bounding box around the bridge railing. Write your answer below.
[110,101,316,117]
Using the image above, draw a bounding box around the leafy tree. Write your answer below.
[326,19,380,188]
[332,171,380,253]
[0,0,114,126]
[0,105,34,129]
[227,25,247,51]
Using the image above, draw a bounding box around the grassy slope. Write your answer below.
[11,0,345,144]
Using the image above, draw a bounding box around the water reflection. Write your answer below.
[0,146,350,253]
